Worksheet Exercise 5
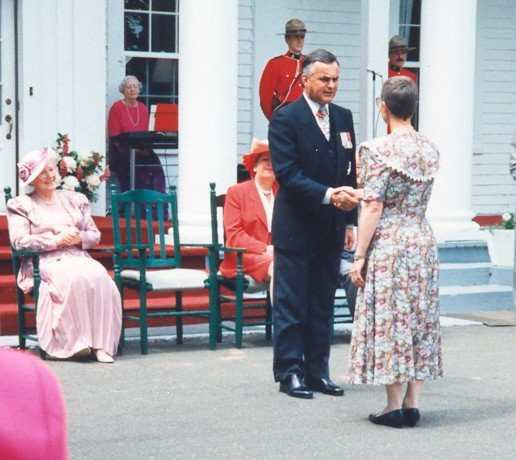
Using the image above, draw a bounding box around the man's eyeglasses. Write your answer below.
[375,97,383,108]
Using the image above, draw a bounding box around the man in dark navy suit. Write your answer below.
[269,49,359,399]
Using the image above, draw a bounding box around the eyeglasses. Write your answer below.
[375,97,383,108]
[257,157,271,164]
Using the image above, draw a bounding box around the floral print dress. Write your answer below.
[347,131,443,385]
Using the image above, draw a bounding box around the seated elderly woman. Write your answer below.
[219,139,277,283]
[7,149,122,363]
[107,75,166,193]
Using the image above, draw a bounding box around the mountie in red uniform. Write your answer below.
[388,65,417,82]
[259,52,305,120]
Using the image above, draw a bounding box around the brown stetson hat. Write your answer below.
[389,35,416,53]
[281,18,307,37]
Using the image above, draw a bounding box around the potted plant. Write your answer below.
[486,213,515,267]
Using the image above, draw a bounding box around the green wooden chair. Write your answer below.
[110,183,218,354]
[209,182,272,348]
[4,187,42,352]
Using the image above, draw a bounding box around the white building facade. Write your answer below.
[1,0,515,242]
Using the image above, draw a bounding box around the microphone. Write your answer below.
[367,69,384,79]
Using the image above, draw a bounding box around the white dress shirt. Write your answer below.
[303,93,330,141]
[255,180,275,231]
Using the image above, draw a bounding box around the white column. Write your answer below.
[420,0,481,242]
[363,0,390,142]
[177,0,238,243]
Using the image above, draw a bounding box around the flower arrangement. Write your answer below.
[501,212,515,230]
[54,133,109,202]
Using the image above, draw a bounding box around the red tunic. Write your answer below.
[107,100,149,136]
[388,66,417,82]
[259,53,305,120]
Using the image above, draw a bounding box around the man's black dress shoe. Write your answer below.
[368,409,404,428]
[402,408,421,427]
[279,374,313,399]
[305,376,344,396]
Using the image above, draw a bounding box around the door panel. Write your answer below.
[0,0,16,209]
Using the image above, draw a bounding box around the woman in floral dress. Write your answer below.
[348,77,442,428]
[7,148,122,362]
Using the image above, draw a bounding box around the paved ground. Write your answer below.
[21,322,514,460]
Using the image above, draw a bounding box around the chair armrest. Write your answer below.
[218,246,246,254]
[12,248,42,258]
[89,246,115,255]
[178,243,217,250]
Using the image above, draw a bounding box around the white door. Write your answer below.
[0,0,16,210]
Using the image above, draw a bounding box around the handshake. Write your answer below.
[329,186,363,211]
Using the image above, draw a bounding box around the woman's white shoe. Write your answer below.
[95,349,114,363]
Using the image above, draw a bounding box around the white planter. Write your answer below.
[486,229,515,267]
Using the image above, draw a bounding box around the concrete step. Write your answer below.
[439,262,491,286]
[440,284,513,313]
[438,240,490,263]
[490,266,513,286]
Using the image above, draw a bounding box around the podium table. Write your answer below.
[116,131,178,190]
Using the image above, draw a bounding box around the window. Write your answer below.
[398,0,421,62]
[124,0,179,107]
[397,0,421,127]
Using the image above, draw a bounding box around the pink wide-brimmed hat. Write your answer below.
[242,138,270,178]
[0,349,68,460]
[17,148,52,186]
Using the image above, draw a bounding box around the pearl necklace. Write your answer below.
[124,100,140,128]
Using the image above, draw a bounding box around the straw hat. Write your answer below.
[17,148,52,186]
[242,138,270,177]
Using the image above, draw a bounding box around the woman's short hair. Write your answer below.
[302,49,339,76]
[118,75,142,94]
[381,77,418,119]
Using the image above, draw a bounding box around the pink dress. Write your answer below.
[6,190,122,358]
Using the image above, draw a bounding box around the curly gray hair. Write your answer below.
[118,75,142,94]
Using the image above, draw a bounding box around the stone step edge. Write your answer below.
[440,284,512,295]
[439,262,491,270]
[438,240,488,249]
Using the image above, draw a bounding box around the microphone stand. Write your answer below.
[367,69,384,137]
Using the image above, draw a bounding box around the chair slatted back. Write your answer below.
[209,182,226,247]
[110,183,180,270]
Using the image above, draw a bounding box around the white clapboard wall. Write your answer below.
[473,0,516,214]
[238,0,365,159]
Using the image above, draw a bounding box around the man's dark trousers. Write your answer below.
[273,246,341,381]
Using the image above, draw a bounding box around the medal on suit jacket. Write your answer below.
[339,132,353,149]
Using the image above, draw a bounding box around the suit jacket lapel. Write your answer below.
[329,104,343,171]
[298,97,331,145]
